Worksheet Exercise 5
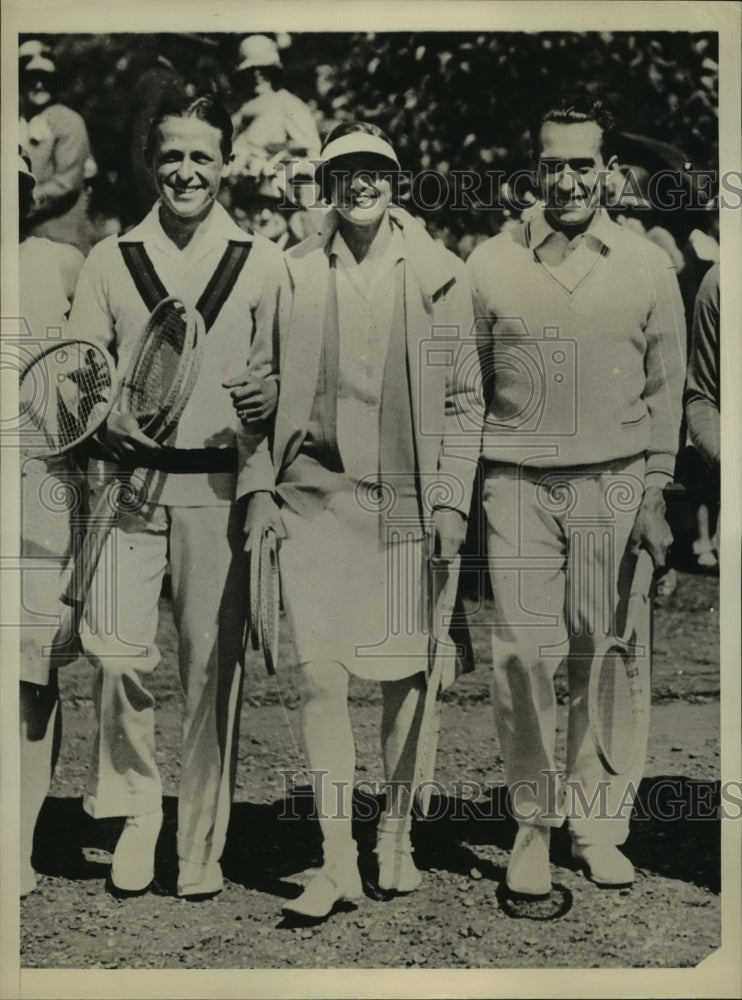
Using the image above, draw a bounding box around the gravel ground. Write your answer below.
[20,568,722,971]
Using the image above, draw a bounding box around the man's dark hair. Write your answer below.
[144,94,233,162]
[529,94,617,161]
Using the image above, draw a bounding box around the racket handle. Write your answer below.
[59,483,118,610]
[622,548,655,641]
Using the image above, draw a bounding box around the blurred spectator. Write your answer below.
[18,147,85,896]
[685,262,721,474]
[19,40,93,254]
[680,201,719,329]
[608,161,714,594]
[609,164,686,268]
[228,175,302,251]
[230,35,321,182]
[683,262,720,567]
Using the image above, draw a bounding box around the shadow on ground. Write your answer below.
[33,776,720,897]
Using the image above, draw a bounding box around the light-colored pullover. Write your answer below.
[467,208,686,488]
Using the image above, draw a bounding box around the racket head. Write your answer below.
[120,297,201,443]
[18,340,117,457]
[259,529,280,676]
[588,637,648,776]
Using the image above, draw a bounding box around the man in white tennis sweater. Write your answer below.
[467,96,686,896]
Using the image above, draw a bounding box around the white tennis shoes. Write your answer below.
[110,808,223,899]
[507,822,635,896]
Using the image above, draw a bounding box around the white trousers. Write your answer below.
[482,457,650,846]
[80,498,248,867]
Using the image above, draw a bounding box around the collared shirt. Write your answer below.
[524,208,614,293]
[67,200,285,506]
[330,222,405,482]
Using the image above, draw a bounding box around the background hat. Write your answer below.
[19,39,56,75]
[236,35,281,71]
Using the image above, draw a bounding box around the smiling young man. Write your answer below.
[467,96,686,897]
[66,96,284,899]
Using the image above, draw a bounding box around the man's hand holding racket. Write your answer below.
[630,485,672,567]
[100,410,162,462]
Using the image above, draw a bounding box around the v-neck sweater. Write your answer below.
[467,210,687,488]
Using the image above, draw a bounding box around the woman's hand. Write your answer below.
[432,507,467,564]
[244,491,285,552]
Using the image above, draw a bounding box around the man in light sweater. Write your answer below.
[67,95,283,900]
[467,96,686,896]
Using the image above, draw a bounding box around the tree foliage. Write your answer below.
[23,30,718,235]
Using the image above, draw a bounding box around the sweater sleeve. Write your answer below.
[65,242,115,354]
[684,264,720,471]
[436,261,484,516]
[235,254,290,500]
[641,248,687,489]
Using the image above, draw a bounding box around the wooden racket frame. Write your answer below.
[18,340,119,458]
[48,300,203,666]
[587,547,655,776]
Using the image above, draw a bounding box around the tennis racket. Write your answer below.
[259,528,280,676]
[49,298,204,664]
[588,547,655,776]
[248,532,261,652]
[19,340,118,458]
[412,530,461,817]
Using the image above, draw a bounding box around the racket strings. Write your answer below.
[126,311,186,410]
[122,305,192,437]
[20,346,114,452]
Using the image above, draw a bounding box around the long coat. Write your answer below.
[238,206,484,522]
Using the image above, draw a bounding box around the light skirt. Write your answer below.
[279,492,429,680]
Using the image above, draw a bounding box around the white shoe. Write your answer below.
[572,843,634,887]
[506,823,551,897]
[177,860,223,899]
[110,809,162,894]
[283,847,362,919]
[375,826,422,894]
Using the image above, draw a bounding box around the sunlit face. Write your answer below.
[328,153,394,230]
[21,71,53,113]
[151,115,230,223]
[538,121,617,227]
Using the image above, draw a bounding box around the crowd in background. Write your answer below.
[18,29,721,578]
[16,30,723,904]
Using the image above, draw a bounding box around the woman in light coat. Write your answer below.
[235,122,483,919]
